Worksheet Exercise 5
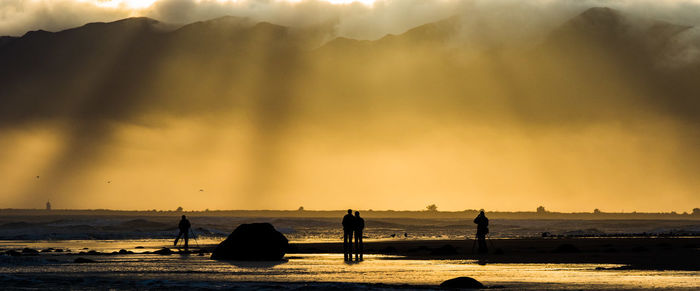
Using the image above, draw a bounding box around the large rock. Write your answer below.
[211,223,288,261]
[440,277,484,289]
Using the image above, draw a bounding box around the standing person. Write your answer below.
[354,211,365,261]
[342,209,355,261]
[473,210,489,254]
[174,215,191,251]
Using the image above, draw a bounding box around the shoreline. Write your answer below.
[279,237,700,271]
[2,237,698,271]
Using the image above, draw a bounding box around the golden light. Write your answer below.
[81,0,377,10]
[81,0,159,9]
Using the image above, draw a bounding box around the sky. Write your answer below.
[0,0,699,212]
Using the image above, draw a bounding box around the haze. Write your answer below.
[0,0,698,212]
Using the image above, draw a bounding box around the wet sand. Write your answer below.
[285,237,700,270]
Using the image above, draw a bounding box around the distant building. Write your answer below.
[46,200,51,210]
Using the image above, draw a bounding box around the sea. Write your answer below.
[0,216,698,289]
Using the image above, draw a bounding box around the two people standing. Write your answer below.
[342,209,365,261]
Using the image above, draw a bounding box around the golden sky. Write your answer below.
[0,0,698,212]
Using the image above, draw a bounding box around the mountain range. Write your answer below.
[0,7,698,128]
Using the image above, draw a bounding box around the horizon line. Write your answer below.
[1,208,698,215]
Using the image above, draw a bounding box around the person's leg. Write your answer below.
[174,231,181,246]
[343,231,350,260]
[348,231,354,259]
[184,231,189,251]
[358,231,363,260]
[354,232,359,260]
[478,235,487,253]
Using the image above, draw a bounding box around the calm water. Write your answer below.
[0,240,698,289]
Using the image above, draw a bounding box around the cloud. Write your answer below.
[2,0,700,39]
[0,0,699,211]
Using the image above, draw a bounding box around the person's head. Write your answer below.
[181,215,186,219]
[479,209,485,215]
[347,209,352,214]
[355,211,360,216]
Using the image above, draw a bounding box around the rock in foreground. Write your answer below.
[211,223,288,261]
[440,277,484,289]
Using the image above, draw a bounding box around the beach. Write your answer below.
[0,213,698,289]
[0,237,698,290]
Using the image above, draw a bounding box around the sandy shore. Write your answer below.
[277,237,700,270]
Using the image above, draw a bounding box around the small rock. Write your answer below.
[22,248,39,254]
[430,244,458,255]
[118,249,133,254]
[631,246,648,252]
[74,257,96,263]
[153,247,173,255]
[553,244,580,253]
[440,277,485,289]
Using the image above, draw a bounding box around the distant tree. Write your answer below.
[176,206,183,212]
[537,206,547,214]
[593,208,601,214]
[298,206,304,211]
[693,208,700,216]
[426,204,438,212]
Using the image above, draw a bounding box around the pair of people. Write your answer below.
[342,209,365,261]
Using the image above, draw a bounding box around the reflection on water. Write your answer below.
[0,240,698,290]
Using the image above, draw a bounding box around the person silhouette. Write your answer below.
[342,209,355,261]
[354,211,365,261]
[473,210,489,254]
[174,215,191,251]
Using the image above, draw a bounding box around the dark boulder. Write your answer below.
[440,277,485,289]
[211,223,288,261]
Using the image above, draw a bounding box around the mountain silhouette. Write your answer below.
[0,7,698,128]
